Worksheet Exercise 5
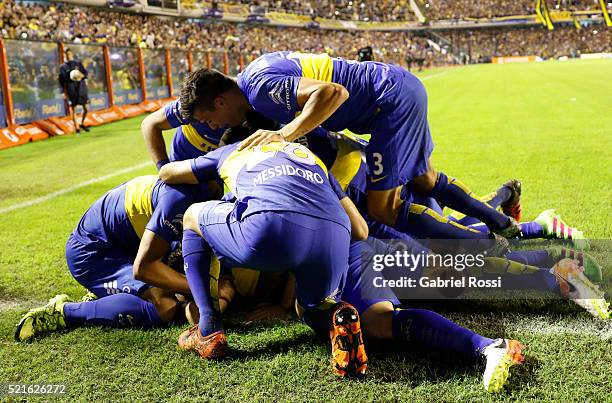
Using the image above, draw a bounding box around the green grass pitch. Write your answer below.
[0,59,610,401]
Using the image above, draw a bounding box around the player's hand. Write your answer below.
[243,303,290,324]
[237,129,285,150]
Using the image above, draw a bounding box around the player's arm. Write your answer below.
[238,77,349,150]
[141,107,173,169]
[160,149,223,185]
[341,196,369,241]
[159,160,198,184]
[330,173,368,240]
[133,230,191,294]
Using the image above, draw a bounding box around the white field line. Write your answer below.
[420,71,450,81]
[502,315,612,340]
[0,161,151,215]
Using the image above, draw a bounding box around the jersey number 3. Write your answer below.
[372,152,384,176]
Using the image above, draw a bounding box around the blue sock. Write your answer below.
[519,222,544,239]
[455,185,512,227]
[182,229,222,337]
[429,172,510,231]
[394,201,491,240]
[496,270,559,294]
[505,250,550,266]
[63,293,162,327]
[392,308,493,359]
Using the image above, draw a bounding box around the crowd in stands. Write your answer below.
[445,25,612,60]
[0,0,610,69]
[0,1,441,65]
[419,0,535,20]
[552,0,604,12]
[216,0,414,22]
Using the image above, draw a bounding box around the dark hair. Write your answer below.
[179,68,237,121]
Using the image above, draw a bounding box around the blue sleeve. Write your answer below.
[329,173,347,200]
[164,100,188,128]
[145,190,191,243]
[248,74,301,123]
[189,145,236,183]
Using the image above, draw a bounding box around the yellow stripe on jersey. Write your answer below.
[288,52,334,82]
[181,124,219,153]
[231,268,261,297]
[219,141,328,195]
[209,255,221,312]
[123,175,157,238]
[330,139,363,191]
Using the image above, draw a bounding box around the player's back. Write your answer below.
[73,176,208,253]
[238,51,407,134]
[194,142,350,231]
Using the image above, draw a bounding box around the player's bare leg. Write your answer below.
[70,105,80,133]
[80,104,90,132]
[140,287,180,323]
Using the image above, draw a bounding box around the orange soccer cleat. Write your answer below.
[330,303,368,377]
[178,325,229,359]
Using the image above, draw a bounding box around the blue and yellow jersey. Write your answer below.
[164,100,226,161]
[237,51,404,135]
[189,141,350,231]
[72,175,211,253]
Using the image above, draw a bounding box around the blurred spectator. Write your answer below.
[418,0,534,19]
[444,25,612,60]
[59,48,90,133]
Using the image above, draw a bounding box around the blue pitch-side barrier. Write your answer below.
[113,89,143,105]
[0,38,244,132]
[14,99,66,125]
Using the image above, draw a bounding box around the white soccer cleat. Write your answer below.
[551,258,610,320]
[482,338,525,393]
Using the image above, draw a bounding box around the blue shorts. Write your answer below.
[341,238,400,315]
[367,70,434,191]
[197,200,351,309]
[65,234,150,298]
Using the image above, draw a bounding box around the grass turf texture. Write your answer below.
[0,59,611,401]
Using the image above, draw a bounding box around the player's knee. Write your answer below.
[183,204,201,232]
[367,198,399,227]
[361,302,394,340]
[411,166,437,195]
[151,294,180,323]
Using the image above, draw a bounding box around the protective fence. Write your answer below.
[5,40,66,124]
[69,44,110,111]
[142,48,170,100]
[0,39,248,149]
[109,47,143,106]
[170,50,190,98]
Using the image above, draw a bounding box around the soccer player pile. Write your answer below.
[15,52,609,393]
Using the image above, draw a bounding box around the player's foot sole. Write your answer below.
[330,303,367,377]
[500,179,522,221]
[551,258,610,320]
[184,301,199,325]
[547,246,602,283]
[492,217,522,239]
[178,325,228,359]
[483,339,525,393]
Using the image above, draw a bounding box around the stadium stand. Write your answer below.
[191,0,416,21]
[443,26,612,61]
[0,0,610,150]
[417,0,535,20]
